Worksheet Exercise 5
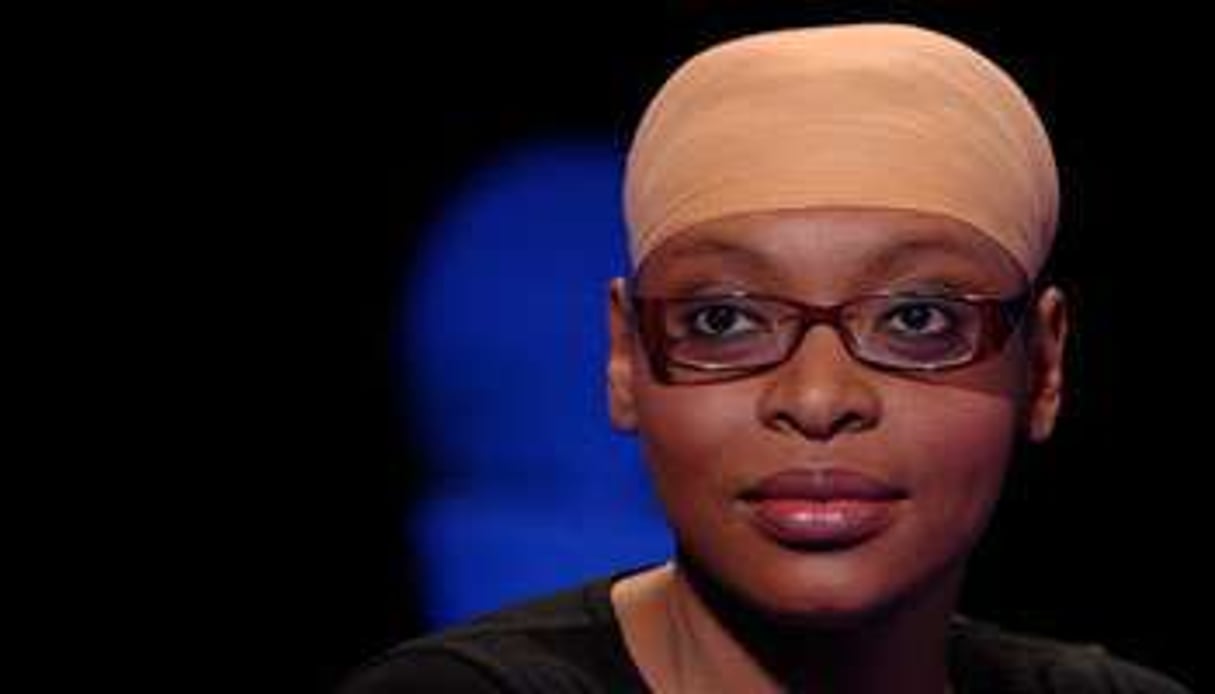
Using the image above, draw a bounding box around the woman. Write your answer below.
[341,23,1190,693]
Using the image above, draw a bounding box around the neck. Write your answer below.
[618,553,964,694]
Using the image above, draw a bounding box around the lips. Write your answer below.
[740,468,909,503]
[739,468,908,549]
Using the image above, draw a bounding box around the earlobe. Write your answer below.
[607,277,640,432]
[1026,286,1069,443]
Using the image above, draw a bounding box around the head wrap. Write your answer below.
[623,23,1058,279]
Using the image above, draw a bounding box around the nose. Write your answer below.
[756,324,882,441]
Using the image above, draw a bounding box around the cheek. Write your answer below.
[631,377,766,527]
[891,388,1020,550]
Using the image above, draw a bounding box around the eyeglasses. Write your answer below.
[629,288,1034,385]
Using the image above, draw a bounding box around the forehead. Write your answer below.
[634,207,1028,295]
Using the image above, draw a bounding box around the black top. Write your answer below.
[339,567,1190,693]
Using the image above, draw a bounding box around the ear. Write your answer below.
[1024,285,1070,443]
[607,277,639,432]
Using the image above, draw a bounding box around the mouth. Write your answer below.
[738,467,909,550]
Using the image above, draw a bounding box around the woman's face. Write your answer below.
[607,207,1067,626]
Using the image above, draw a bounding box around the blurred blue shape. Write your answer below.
[398,139,671,628]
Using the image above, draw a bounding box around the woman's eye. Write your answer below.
[882,301,957,336]
[685,304,763,337]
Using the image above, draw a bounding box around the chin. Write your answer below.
[679,538,961,633]
[750,567,907,629]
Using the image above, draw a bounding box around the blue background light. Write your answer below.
[398,139,671,628]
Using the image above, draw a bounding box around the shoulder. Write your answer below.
[949,614,1192,694]
[337,575,646,694]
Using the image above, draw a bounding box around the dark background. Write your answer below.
[72,2,1203,691]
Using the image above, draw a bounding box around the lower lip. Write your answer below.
[744,498,900,549]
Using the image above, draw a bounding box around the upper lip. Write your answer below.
[740,467,908,502]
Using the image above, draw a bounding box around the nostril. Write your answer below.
[835,411,869,435]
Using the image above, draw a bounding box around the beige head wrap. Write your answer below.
[623,23,1058,279]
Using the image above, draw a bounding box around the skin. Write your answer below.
[605,206,1069,694]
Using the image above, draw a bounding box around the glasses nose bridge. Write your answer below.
[784,299,857,355]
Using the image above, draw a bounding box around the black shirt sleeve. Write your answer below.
[1038,646,1192,694]
[338,649,510,694]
